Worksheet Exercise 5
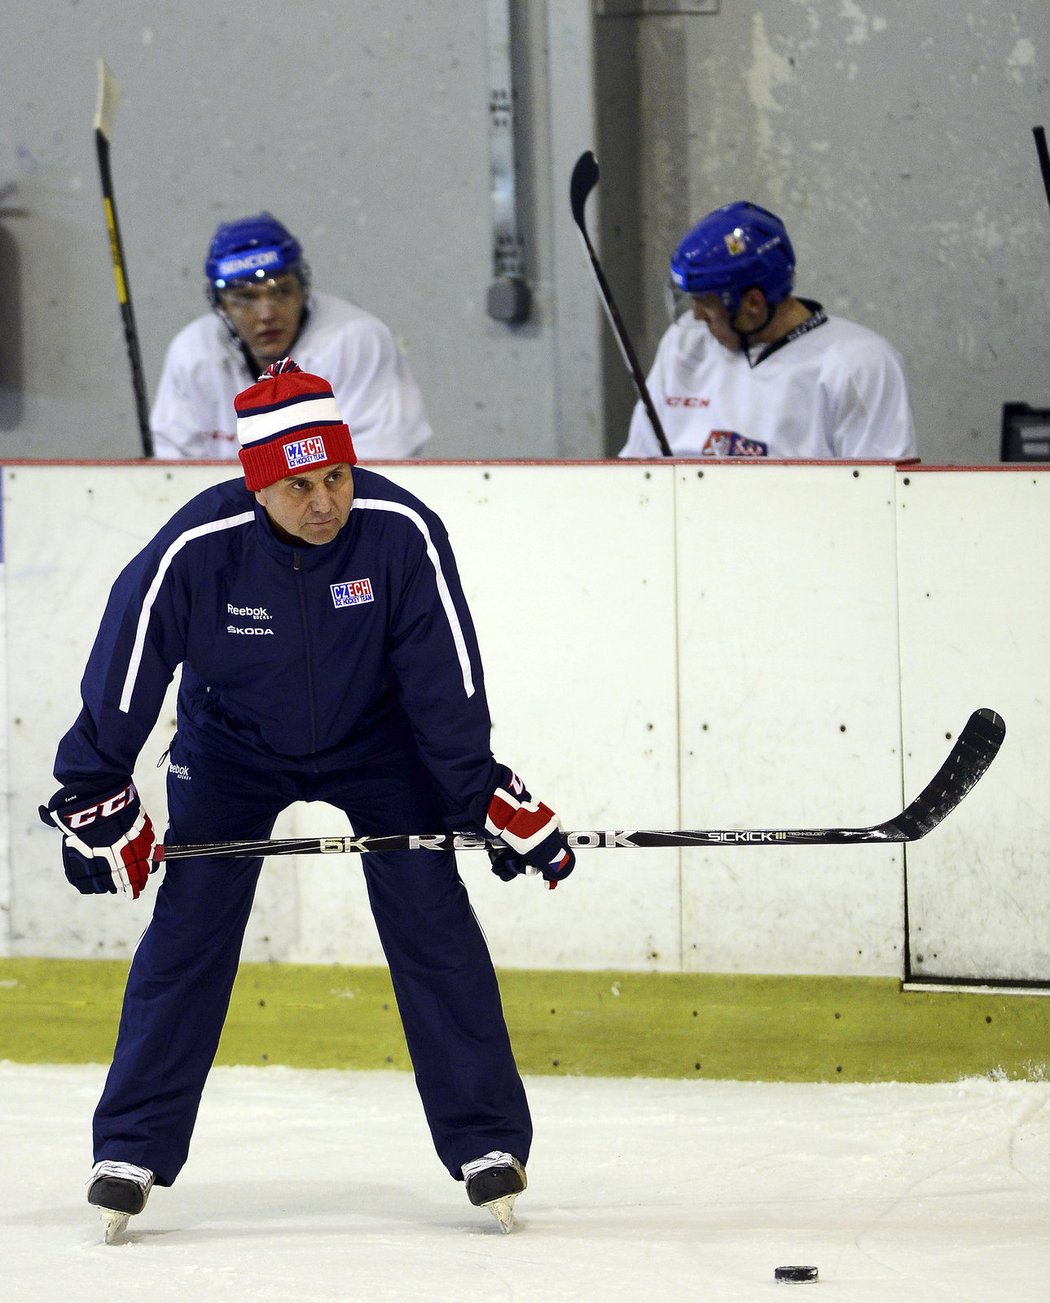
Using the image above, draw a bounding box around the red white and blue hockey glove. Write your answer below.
[474,766,575,889]
[40,782,157,899]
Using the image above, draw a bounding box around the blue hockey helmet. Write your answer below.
[205,212,310,304]
[669,202,795,316]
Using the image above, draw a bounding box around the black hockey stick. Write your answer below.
[94,60,153,458]
[154,708,1004,861]
[1033,126,1050,214]
[569,151,673,457]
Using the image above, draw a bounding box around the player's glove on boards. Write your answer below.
[474,765,575,889]
[40,781,157,899]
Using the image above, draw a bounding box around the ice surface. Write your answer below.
[4,1062,1050,1301]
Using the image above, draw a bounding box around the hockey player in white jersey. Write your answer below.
[150,212,433,461]
[620,202,917,460]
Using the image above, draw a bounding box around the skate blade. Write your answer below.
[100,1209,131,1244]
[484,1192,518,1233]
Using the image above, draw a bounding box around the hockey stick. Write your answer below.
[569,150,673,457]
[1033,126,1050,214]
[154,707,1004,861]
[94,60,153,458]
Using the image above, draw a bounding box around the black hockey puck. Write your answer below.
[774,1265,818,1283]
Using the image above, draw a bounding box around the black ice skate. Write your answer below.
[87,1160,155,1243]
[462,1150,526,1232]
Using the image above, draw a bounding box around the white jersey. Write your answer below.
[620,304,917,460]
[151,292,433,461]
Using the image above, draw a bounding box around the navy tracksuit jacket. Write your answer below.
[52,467,532,1184]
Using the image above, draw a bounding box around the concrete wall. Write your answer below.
[593,1,1050,462]
[3,2,1046,465]
[0,0,601,460]
[5,460,1049,985]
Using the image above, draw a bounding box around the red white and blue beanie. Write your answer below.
[234,358,356,491]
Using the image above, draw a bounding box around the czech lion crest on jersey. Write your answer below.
[702,430,769,457]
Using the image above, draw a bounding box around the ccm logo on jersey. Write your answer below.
[66,783,137,828]
[331,578,374,608]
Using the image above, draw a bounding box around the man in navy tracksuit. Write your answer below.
[41,359,574,1240]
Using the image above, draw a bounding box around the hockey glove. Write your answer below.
[474,766,575,889]
[485,843,531,883]
[40,782,157,899]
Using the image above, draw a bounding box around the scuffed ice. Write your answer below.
[3,1063,1050,1302]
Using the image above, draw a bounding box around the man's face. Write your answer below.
[690,293,744,351]
[219,273,306,365]
[692,287,774,350]
[254,463,354,546]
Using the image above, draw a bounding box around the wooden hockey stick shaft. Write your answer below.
[94,61,153,457]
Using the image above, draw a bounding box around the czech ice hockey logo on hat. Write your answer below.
[234,358,357,491]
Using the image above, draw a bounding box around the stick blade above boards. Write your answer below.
[94,60,120,138]
[569,150,599,226]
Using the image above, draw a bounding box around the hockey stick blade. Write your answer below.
[569,149,600,232]
[1034,126,1050,214]
[94,60,120,141]
[875,706,1004,842]
[154,709,1004,861]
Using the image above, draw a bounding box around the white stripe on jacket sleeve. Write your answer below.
[119,512,256,713]
[351,497,476,698]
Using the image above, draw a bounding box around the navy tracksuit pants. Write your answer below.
[92,731,532,1187]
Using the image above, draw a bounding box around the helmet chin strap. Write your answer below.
[731,295,776,363]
